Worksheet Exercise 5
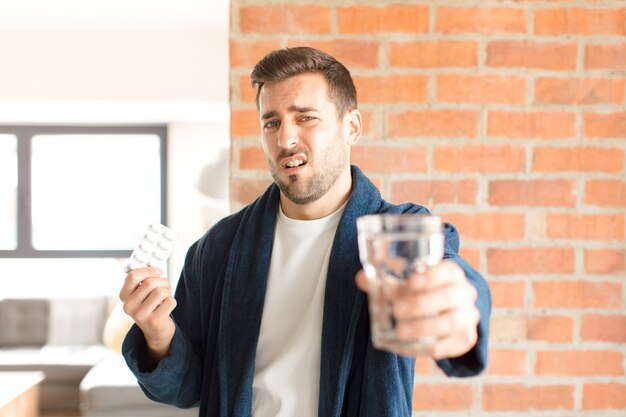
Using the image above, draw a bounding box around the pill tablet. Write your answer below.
[124,223,178,273]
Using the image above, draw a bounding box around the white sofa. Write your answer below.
[0,297,198,416]
[0,297,115,410]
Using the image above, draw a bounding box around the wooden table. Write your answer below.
[0,372,45,417]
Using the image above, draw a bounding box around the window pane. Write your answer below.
[0,135,17,250]
[31,134,162,250]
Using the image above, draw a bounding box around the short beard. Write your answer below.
[268,141,347,206]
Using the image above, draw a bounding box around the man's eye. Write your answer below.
[300,116,315,122]
[264,120,279,129]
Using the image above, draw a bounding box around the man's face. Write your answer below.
[258,72,351,205]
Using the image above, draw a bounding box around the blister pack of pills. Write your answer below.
[124,223,178,273]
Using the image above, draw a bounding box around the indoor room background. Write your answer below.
[0,0,624,416]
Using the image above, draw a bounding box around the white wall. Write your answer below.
[0,3,230,295]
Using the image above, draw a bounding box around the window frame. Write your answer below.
[0,125,167,258]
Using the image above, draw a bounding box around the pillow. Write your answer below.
[0,298,49,347]
[47,297,110,346]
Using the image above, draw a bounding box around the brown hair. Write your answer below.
[250,46,358,117]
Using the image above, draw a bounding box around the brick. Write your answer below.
[547,213,625,240]
[584,112,626,139]
[413,384,474,411]
[536,350,623,376]
[489,179,576,207]
[434,145,525,173]
[490,314,527,341]
[387,110,478,139]
[351,146,427,173]
[436,6,527,34]
[230,178,273,206]
[488,247,575,274]
[586,43,626,71]
[483,384,574,411]
[535,8,626,36]
[414,356,432,375]
[581,315,626,343]
[586,179,626,207]
[535,77,625,105]
[437,74,526,105]
[533,281,622,308]
[487,41,577,70]
[585,249,626,274]
[287,39,379,68]
[459,248,480,270]
[240,5,330,34]
[486,349,527,376]
[391,179,478,205]
[337,5,429,34]
[441,212,525,240]
[231,109,260,137]
[389,41,477,68]
[488,111,576,139]
[583,383,626,410]
[239,146,266,171]
[239,75,256,104]
[354,75,428,103]
[534,147,624,173]
[230,39,282,67]
[527,315,573,342]
[490,280,525,308]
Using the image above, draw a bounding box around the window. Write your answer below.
[0,126,167,297]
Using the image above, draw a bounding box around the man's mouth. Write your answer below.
[281,155,308,171]
[285,159,305,168]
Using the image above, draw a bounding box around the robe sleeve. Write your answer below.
[122,241,205,408]
[435,222,492,377]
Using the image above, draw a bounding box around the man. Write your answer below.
[120,47,491,417]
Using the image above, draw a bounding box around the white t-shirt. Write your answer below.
[252,203,346,417]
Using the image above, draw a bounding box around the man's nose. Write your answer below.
[278,122,299,149]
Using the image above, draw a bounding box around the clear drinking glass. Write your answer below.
[357,214,444,355]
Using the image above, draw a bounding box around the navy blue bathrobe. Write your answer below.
[123,165,491,417]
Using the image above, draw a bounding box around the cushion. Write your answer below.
[0,299,49,347]
[47,297,111,345]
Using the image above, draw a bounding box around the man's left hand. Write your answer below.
[355,260,479,359]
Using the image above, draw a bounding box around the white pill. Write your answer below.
[133,252,149,263]
[139,242,155,252]
[150,223,166,233]
[157,241,173,251]
[163,230,178,241]
[152,250,168,261]
[144,233,159,243]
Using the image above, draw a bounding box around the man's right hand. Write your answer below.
[119,267,177,366]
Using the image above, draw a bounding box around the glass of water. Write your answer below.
[357,214,444,355]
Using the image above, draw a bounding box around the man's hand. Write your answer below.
[355,260,479,359]
[119,267,177,365]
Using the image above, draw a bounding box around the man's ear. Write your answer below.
[344,109,363,146]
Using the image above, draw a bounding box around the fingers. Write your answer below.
[427,309,480,360]
[119,267,164,302]
[393,276,477,319]
[395,304,480,341]
[119,267,175,333]
[407,260,465,291]
[123,279,173,319]
[358,259,481,358]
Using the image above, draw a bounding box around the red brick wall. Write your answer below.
[230,2,626,415]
